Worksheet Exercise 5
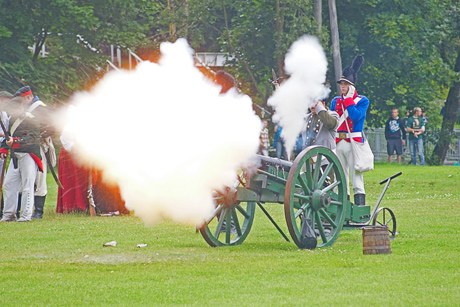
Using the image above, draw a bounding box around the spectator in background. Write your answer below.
[403,109,410,126]
[57,125,91,213]
[273,123,286,160]
[259,118,269,156]
[403,109,411,151]
[422,109,429,127]
[385,108,406,163]
[57,107,129,215]
[421,108,429,155]
[406,107,425,166]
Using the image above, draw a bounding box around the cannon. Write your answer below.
[200,146,400,249]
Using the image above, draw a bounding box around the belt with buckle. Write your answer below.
[338,133,347,139]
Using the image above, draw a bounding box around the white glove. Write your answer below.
[344,85,355,99]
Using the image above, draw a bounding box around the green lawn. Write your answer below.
[0,163,459,306]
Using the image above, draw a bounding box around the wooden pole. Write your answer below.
[0,156,8,205]
[328,0,342,94]
[314,0,322,35]
[88,170,96,216]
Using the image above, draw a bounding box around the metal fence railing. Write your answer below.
[365,127,460,164]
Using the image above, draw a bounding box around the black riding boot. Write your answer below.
[354,193,366,207]
[17,193,22,217]
[32,196,46,219]
[0,195,3,218]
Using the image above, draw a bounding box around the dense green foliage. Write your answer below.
[0,0,161,103]
[0,164,459,305]
[1,1,458,116]
[1,0,459,161]
[337,0,460,127]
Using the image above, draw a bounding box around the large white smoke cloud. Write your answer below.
[267,35,330,157]
[59,39,261,226]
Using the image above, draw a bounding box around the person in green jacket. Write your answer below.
[406,107,425,165]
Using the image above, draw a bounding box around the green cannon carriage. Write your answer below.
[200,146,400,249]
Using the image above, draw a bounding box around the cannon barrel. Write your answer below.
[256,154,293,169]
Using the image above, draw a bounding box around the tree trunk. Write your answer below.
[168,0,176,40]
[429,46,460,165]
[314,0,322,35]
[32,29,48,62]
[275,0,285,78]
[328,0,342,94]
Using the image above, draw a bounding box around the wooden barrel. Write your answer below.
[362,226,392,255]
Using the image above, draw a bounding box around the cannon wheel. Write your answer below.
[285,146,348,248]
[199,202,256,247]
[372,207,397,240]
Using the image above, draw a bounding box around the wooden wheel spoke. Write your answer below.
[305,208,312,219]
[312,154,323,188]
[293,202,302,210]
[321,180,340,193]
[294,193,311,202]
[295,203,310,219]
[206,204,224,225]
[214,208,227,239]
[330,200,343,206]
[231,209,242,236]
[297,173,312,194]
[317,162,333,188]
[319,208,337,228]
[225,212,231,243]
[303,161,313,189]
[236,204,250,219]
[315,212,328,243]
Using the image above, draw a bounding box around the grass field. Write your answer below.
[0,163,459,306]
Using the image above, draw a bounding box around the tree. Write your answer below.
[334,1,458,130]
[201,0,326,108]
[426,2,460,164]
[0,0,161,102]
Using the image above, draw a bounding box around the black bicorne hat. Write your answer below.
[337,55,364,86]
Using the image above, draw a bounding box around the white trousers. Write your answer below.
[2,153,38,219]
[34,146,47,196]
[0,158,4,175]
[336,140,365,195]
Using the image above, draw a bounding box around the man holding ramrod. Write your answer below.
[330,55,370,206]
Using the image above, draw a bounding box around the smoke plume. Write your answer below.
[267,35,330,157]
[58,39,261,227]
